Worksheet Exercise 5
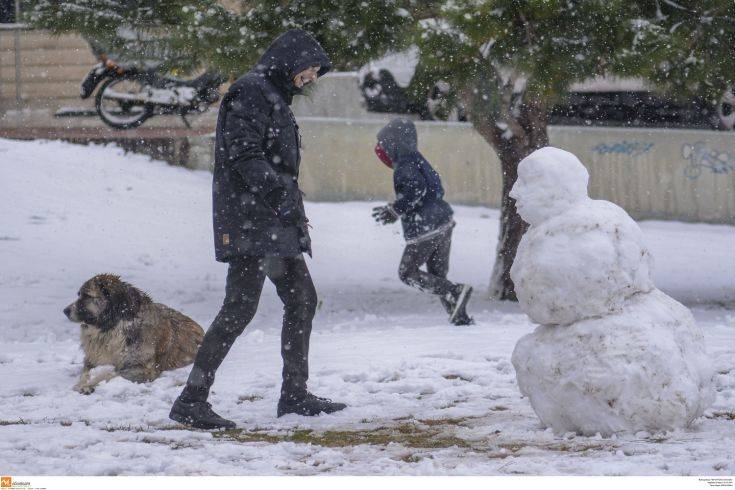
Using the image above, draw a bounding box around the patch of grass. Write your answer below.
[442,374,474,382]
[707,411,735,421]
[215,417,487,450]
[494,437,619,454]
[400,453,423,463]
[418,417,472,427]
[213,414,619,458]
[132,435,204,451]
[0,419,28,426]
[538,441,617,453]
[216,423,474,449]
[169,441,201,450]
[73,416,618,458]
[99,423,185,433]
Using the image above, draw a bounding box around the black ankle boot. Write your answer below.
[451,310,475,326]
[449,284,473,324]
[277,392,347,417]
[169,397,236,430]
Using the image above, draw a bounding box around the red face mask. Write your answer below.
[374,143,393,169]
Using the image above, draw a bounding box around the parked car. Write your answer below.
[358,48,734,130]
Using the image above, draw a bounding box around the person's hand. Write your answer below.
[372,204,399,225]
[266,188,300,226]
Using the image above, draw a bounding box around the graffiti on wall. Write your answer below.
[591,140,655,157]
[681,142,735,180]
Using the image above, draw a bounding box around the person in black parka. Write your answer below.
[373,118,473,326]
[170,29,346,430]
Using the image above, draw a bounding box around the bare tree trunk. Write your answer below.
[467,95,550,300]
[488,143,529,301]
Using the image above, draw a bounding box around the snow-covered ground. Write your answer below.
[1,138,734,475]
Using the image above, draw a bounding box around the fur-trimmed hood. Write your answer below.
[255,29,331,103]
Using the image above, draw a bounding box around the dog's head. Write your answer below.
[63,274,149,331]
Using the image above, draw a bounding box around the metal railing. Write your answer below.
[0,0,26,110]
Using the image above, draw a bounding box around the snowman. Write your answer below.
[509,146,715,436]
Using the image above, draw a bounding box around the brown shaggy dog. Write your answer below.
[63,274,204,394]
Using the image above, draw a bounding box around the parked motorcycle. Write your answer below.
[80,58,225,130]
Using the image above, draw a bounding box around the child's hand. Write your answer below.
[372,205,399,225]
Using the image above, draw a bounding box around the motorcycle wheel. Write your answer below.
[95,76,153,130]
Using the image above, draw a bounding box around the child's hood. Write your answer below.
[376,118,418,164]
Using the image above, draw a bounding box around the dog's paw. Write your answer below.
[74,384,95,395]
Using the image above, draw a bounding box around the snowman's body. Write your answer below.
[509,147,714,436]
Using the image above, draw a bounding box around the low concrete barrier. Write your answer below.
[190,118,735,225]
[556,126,735,224]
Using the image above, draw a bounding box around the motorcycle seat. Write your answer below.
[162,72,224,89]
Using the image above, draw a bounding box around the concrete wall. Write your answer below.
[291,72,369,120]
[189,119,735,224]
[554,127,735,223]
[295,118,500,205]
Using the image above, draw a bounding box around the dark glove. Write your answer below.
[265,187,300,226]
[372,204,399,225]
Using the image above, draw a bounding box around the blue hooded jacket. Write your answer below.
[377,118,454,241]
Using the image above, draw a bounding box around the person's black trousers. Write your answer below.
[398,227,457,313]
[181,255,317,403]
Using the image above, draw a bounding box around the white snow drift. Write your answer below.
[2,139,735,475]
[510,147,715,436]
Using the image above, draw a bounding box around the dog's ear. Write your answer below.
[97,279,144,330]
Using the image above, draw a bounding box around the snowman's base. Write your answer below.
[511,289,715,436]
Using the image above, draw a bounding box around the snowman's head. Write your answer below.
[510,147,589,226]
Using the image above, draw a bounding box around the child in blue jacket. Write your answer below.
[373,118,473,325]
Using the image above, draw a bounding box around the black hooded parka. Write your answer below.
[212,29,331,261]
